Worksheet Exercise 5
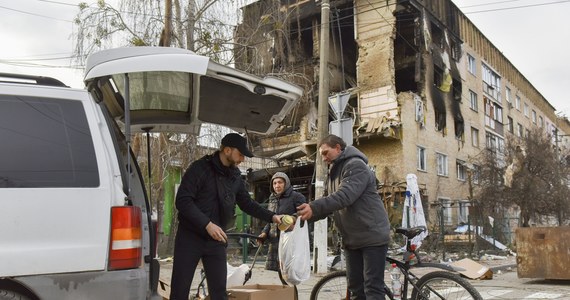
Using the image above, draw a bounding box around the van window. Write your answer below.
[0,95,99,188]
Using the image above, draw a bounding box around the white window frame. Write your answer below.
[439,198,453,225]
[507,116,514,133]
[469,90,478,111]
[471,127,479,147]
[458,200,470,224]
[417,146,427,172]
[539,116,544,128]
[505,87,511,104]
[515,96,521,110]
[517,123,524,137]
[524,103,529,117]
[436,152,449,176]
[467,54,476,75]
[482,63,501,102]
[486,131,504,152]
[457,160,466,181]
[472,164,480,184]
[532,110,537,124]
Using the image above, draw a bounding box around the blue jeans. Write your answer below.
[345,245,388,300]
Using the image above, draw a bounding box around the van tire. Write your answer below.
[0,289,31,300]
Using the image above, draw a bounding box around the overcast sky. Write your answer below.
[1,0,569,115]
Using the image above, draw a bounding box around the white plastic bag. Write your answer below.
[278,217,311,285]
[226,263,249,287]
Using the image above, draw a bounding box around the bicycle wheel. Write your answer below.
[411,271,482,300]
[310,270,347,300]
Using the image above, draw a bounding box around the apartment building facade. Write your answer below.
[234,0,568,228]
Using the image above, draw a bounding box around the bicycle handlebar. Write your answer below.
[225,232,260,239]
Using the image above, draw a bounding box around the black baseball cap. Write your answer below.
[221,133,254,157]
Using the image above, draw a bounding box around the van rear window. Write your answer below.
[0,95,99,187]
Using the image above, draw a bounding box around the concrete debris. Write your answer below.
[481,254,508,260]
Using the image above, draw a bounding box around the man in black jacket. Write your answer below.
[170,133,282,300]
[297,134,390,300]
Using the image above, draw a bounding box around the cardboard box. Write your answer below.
[451,258,493,280]
[206,284,295,300]
[157,279,171,300]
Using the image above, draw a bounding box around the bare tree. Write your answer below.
[73,0,250,65]
[473,128,570,230]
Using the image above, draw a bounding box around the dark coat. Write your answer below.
[309,146,391,249]
[175,151,274,239]
[262,173,306,271]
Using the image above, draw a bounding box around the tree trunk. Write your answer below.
[187,0,196,51]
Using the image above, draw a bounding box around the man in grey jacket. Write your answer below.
[297,134,390,300]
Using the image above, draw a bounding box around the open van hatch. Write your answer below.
[84,46,303,135]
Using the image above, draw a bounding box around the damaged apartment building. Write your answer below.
[234,0,570,229]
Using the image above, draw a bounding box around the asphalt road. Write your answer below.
[159,255,570,299]
[472,270,570,299]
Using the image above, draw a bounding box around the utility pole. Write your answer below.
[314,0,330,274]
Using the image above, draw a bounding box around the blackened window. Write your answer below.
[0,95,99,187]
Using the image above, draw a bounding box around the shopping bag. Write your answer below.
[226,262,250,287]
[278,217,311,285]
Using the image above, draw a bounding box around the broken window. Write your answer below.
[394,8,420,93]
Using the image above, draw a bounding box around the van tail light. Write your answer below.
[109,206,142,270]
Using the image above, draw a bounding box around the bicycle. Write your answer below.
[310,226,482,300]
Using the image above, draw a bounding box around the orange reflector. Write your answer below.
[109,206,142,270]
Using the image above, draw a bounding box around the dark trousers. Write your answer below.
[170,226,228,300]
[345,245,388,300]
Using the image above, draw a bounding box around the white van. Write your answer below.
[0,47,302,300]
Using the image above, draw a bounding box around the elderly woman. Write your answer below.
[257,172,306,272]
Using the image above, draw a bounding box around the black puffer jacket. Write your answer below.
[310,146,390,249]
[176,151,274,238]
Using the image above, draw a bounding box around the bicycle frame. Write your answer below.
[309,226,481,300]
[386,227,464,300]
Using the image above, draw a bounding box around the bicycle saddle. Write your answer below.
[396,226,427,239]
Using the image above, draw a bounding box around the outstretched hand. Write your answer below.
[272,214,283,224]
[296,203,313,221]
[256,232,267,246]
[205,222,227,243]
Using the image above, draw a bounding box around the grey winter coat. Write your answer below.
[310,146,390,249]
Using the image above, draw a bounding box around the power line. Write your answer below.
[459,0,529,9]
[0,59,84,69]
[0,4,72,22]
[462,0,570,14]
[2,55,77,62]
[37,0,79,6]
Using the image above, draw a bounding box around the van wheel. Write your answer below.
[0,289,31,300]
